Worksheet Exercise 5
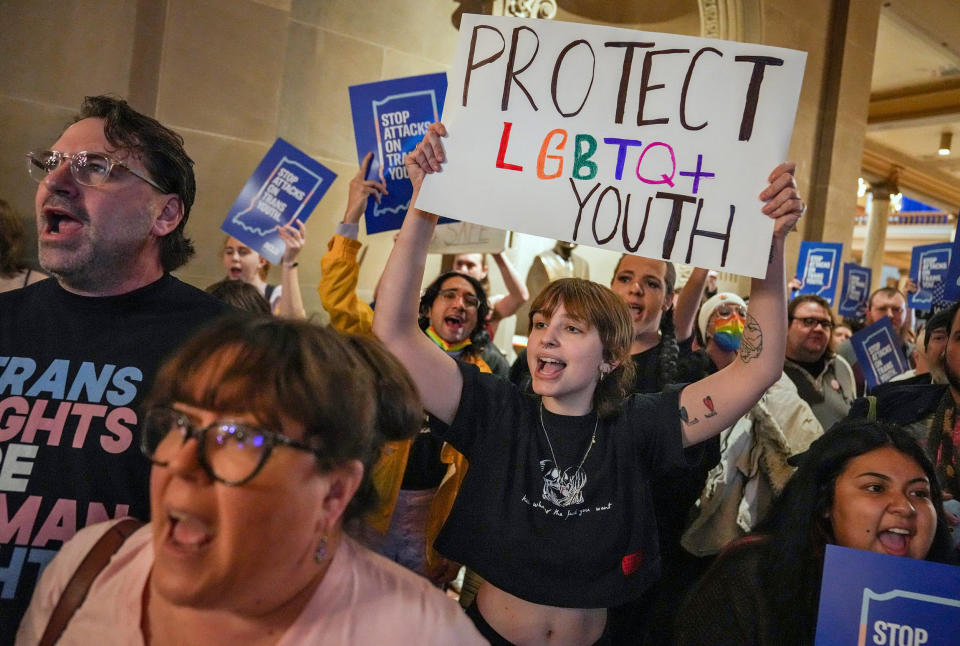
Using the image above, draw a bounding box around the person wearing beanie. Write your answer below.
[697,292,749,368]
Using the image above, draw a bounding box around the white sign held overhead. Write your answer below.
[416,15,807,278]
[428,222,508,254]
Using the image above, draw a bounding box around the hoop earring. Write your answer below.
[314,535,328,564]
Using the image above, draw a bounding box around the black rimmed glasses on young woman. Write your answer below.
[26,150,166,192]
[140,407,323,486]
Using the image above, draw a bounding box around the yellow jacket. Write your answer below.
[319,233,481,569]
[318,234,374,335]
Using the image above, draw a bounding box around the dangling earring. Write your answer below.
[599,368,607,382]
[314,535,328,564]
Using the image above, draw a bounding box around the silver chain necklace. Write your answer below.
[538,401,599,476]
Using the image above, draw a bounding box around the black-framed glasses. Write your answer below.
[437,288,479,309]
[140,407,322,486]
[26,150,165,192]
[792,316,834,330]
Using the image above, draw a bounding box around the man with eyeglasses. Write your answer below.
[0,95,225,639]
[782,294,856,430]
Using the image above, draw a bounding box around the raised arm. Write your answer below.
[674,267,708,342]
[677,162,804,446]
[489,252,530,322]
[274,219,307,319]
[318,153,386,334]
[371,123,463,424]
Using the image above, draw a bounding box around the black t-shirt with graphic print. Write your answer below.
[431,362,692,608]
[0,275,226,643]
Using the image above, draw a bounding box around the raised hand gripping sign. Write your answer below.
[415,15,806,278]
[222,138,336,264]
[349,73,453,234]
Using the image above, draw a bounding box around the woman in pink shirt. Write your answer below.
[18,316,487,646]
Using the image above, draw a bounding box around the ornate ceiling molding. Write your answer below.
[698,0,763,42]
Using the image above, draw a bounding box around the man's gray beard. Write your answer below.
[40,244,126,294]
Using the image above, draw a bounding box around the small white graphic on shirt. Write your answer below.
[540,460,586,506]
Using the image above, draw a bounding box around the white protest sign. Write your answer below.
[428,222,507,254]
[416,15,806,278]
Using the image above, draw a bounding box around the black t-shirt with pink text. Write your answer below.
[0,275,225,641]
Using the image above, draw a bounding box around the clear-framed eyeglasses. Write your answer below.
[26,149,165,192]
[437,288,479,310]
[140,407,323,486]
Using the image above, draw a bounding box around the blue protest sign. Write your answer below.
[349,73,452,234]
[793,242,843,305]
[815,545,960,646]
[939,218,960,303]
[221,138,336,265]
[837,263,872,319]
[909,243,952,311]
[850,318,908,390]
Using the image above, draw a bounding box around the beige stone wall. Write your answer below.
[0,0,460,319]
[0,0,872,328]
[759,0,881,282]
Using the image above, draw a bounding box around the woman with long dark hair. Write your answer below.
[675,419,956,646]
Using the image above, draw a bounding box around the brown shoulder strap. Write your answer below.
[38,518,145,646]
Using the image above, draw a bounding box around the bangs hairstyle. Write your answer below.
[146,315,422,521]
[529,278,635,418]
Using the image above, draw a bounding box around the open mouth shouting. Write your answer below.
[440,312,468,341]
[40,203,85,239]
[535,355,567,379]
[165,508,214,554]
[625,301,644,320]
[876,526,914,557]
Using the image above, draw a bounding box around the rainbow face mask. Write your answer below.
[712,312,746,351]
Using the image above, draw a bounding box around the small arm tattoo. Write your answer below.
[679,406,699,425]
[703,396,718,418]
[739,313,762,363]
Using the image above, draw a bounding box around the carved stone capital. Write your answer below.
[505,0,557,19]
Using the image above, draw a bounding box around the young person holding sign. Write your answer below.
[675,419,955,646]
[373,122,803,646]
